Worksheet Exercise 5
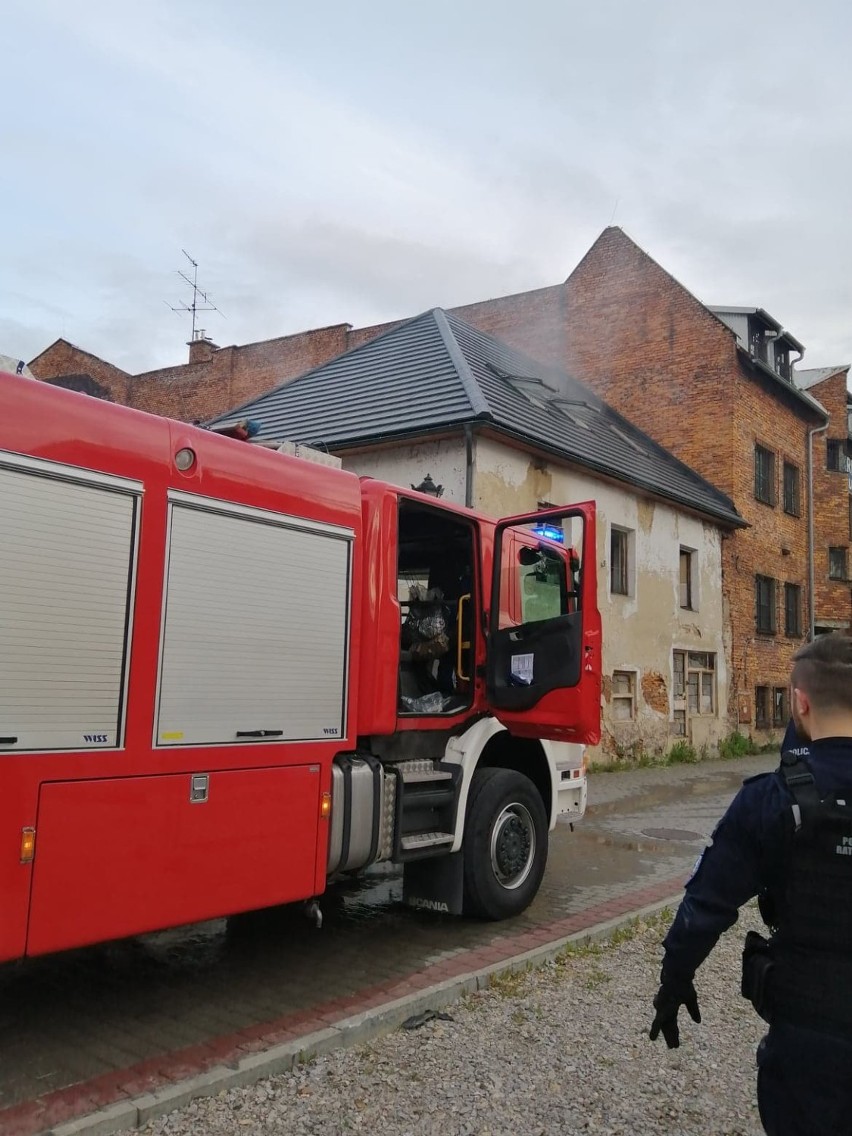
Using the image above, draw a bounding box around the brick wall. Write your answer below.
[726,369,811,727]
[29,340,130,404]
[557,227,819,736]
[30,326,354,423]
[809,371,852,629]
[129,324,352,421]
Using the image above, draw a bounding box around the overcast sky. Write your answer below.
[2,0,850,377]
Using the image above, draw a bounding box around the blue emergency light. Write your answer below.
[531,523,565,543]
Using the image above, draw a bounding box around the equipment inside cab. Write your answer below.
[396,499,475,716]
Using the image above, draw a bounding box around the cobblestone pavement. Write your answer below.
[0,754,772,1135]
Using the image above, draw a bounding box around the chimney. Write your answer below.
[188,330,218,365]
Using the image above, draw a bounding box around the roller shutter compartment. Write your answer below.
[156,497,352,747]
[0,457,138,752]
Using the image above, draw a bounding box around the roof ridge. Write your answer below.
[432,309,492,418]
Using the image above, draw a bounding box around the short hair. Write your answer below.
[792,632,852,713]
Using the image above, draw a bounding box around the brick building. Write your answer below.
[209,308,744,758]
[348,232,832,735]
[29,325,355,422]
[26,227,844,740]
[794,366,852,635]
[552,231,828,736]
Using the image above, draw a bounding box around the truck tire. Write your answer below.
[462,767,548,920]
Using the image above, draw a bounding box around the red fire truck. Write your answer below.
[0,371,601,961]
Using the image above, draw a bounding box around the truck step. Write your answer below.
[395,760,454,785]
[400,832,455,852]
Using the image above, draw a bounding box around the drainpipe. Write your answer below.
[808,420,829,640]
[464,424,474,508]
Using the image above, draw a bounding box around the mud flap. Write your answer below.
[403,851,464,915]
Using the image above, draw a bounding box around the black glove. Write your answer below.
[649,978,701,1049]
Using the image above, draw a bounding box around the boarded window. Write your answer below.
[611,670,636,720]
[829,547,848,581]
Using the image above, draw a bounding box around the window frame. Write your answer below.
[611,669,636,721]
[610,526,630,597]
[772,687,788,728]
[679,547,695,611]
[827,440,843,473]
[784,582,802,638]
[755,574,777,635]
[754,444,776,506]
[782,461,801,516]
[672,648,716,732]
[755,685,770,728]
[829,546,849,582]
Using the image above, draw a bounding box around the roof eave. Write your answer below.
[484,423,746,530]
[738,347,828,420]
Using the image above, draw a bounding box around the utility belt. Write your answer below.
[742,932,852,1038]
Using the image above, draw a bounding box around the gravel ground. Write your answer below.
[127,905,767,1136]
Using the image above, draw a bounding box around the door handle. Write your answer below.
[0,737,18,745]
[235,729,284,738]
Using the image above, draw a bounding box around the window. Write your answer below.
[672,649,716,732]
[829,547,848,581]
[519,547,569,624]
[610,526,630,596]
[679,548,694,610]
[755,575,777,634]
[827,440,844,472]
[611,671,636,721]
[784,583,802,638]
[773,687,788,727]
[749,321,769,363]
[754,445,776,505]
[755,686,770,728]
[774,348,791,382]
[783,462,801,516]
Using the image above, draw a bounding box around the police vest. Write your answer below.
[767,751,852,1036]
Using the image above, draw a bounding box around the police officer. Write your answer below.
[649,632,852,1135]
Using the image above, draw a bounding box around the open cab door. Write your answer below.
[486,503,601,743]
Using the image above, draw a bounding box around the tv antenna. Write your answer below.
[166,250,224,341]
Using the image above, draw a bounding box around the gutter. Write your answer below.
[464,423,475,508]
[738,347,827,420]
[807,420,830,639]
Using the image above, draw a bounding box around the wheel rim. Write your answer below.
[489,802,536,890]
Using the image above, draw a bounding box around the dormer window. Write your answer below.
[749,320,770,363]
[774,345,791,381]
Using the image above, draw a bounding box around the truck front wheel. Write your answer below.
[462,768,548,920]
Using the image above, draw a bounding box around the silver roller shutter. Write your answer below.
[0,458,138,752]
[156,498,352,747]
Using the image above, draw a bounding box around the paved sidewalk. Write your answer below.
[0,754,773,1136]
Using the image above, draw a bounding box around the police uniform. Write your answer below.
[660,733,852,1136]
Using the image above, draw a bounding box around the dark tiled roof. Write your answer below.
[209,309,744,528]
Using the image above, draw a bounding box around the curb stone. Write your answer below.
[49,893,680,1136]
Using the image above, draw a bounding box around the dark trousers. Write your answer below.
[757,1021,852,1135]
